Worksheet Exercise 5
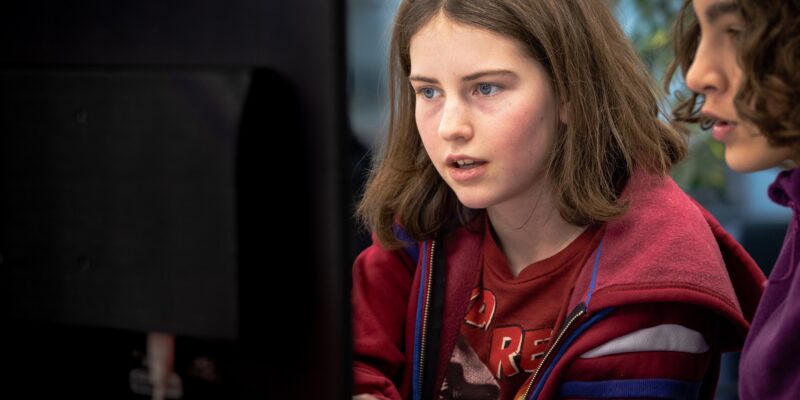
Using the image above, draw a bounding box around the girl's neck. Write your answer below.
[487,191,586,278]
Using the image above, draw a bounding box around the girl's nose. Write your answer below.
[437,98,473,141]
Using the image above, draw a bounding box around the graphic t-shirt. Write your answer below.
[438,222,604,400]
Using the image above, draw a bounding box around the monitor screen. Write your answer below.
[0,1,351,398]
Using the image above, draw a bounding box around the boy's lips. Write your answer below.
[701,110,736,142]
[711,119,736,142]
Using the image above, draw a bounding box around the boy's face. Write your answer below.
[408,13,562,216]
[686,0,794,172]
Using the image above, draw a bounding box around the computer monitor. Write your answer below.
[0,1,351,398]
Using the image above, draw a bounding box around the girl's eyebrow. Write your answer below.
[408,75,438,84]
[409,70,516,84]
[462,70,516,82]
[705,1,739,24]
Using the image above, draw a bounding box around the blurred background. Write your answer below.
[0,0,787,399]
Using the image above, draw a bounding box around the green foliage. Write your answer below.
[621,0,681,81]
[671,132,729,203]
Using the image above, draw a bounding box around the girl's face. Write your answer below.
[686,0,794,172]
[409,13,561,214]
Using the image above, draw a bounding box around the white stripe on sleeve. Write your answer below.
[580,324,709,359]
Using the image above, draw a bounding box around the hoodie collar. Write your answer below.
[768,168,800,211]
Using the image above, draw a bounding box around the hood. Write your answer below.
[568,171,765,350]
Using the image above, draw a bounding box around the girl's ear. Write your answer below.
[559,101,570,124]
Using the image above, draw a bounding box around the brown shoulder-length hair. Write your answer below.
[667,0,800,147]
[359,0,687,249]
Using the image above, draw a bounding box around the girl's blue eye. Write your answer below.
[477,83,499,96]
[421,87,439,99]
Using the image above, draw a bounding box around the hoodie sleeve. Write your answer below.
[352,239,417,400]
[539,303,722,400]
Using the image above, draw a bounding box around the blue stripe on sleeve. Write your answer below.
[528,308,615,399]
[557,378,701,399]
[584,240,603,307]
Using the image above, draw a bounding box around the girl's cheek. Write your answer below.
[416,107,439,130]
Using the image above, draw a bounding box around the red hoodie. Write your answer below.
[352,172,765,400]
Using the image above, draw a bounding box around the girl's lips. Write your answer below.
[447,161,487,182]
[711,120,736,142]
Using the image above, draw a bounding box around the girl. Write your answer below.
[668,0,800,398]
[353,1,765,399]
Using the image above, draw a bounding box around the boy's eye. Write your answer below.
[477,83,499,96]
[726,27,743,39]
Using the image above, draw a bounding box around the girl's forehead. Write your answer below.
[409,14,528,68]
[412,13,496,44]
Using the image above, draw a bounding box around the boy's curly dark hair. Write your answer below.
[667,0,800,147]
[736,0,800,147]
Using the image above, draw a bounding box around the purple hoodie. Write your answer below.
[740,168,800,399]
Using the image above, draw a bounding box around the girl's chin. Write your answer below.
[453,195,493,211]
